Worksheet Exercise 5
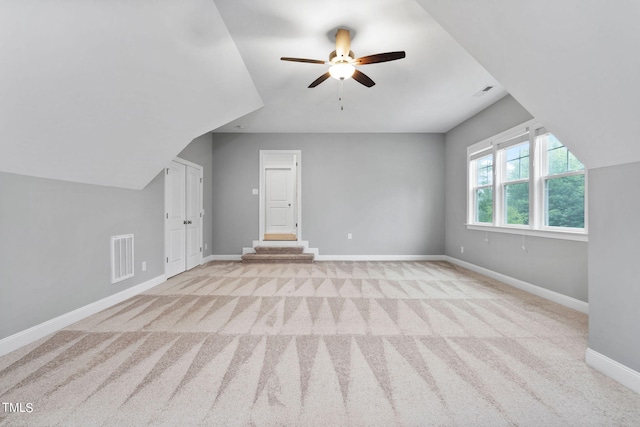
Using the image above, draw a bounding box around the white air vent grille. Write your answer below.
[111,234,134,284]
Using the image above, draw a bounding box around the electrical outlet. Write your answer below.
[142,261,147,271]
[347,233,352,240]
[204,243,208,250]
[460,246,464,254]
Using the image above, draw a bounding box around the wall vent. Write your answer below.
[473,85,494,97]
[111,234,134,284]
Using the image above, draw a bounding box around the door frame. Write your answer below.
[164,157,204,277]
[259,150,301,243]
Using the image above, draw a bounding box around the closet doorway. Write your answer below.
[165,158,203,278]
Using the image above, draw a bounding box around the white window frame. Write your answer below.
[536,128,588,233]
[470,150,494,224]
[467,119,588,242]
[497,132,531,228]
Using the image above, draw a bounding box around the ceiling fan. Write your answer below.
[281,29,406,88]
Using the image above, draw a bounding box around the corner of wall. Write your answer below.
[586,348,640,395]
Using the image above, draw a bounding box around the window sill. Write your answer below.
[466,224,588,242]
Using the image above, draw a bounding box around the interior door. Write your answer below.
[185,165,201,270]
[265,167,295,235]
[165,162,187,278]
[165,160,202,278]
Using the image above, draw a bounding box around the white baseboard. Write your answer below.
[201,255,215,264]
[209,255,242,261]
[445,256,589,314]
[586,348,640,394]
[213,254,442,262]
[315,255,446,261]
[0,274,166,357]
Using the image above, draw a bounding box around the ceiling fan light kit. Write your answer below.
[281,28,406,89]
[329,62,355,80]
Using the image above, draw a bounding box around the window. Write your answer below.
[467,121,586,240]
[538,130,585,229]
[501,138,530,226]
[470,153,493,223]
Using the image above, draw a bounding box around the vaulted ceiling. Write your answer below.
[1,0,638,189]
[0,0,262,189]
[417,0,640,170]
[212,0,507,133]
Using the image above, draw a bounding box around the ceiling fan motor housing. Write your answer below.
[335,28,352,58]
[329,50,355,63]
[329,30,356,81]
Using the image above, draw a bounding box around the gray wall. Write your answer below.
[0,119,592,342]
[211,133,445,256]
[0,133,213,341]
[588,161,640,372]
[178,133,214,259]
[0,170,164,339]
[444,95,589,302]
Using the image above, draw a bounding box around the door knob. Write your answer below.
[183,220,187,225]
[288,203,291,207]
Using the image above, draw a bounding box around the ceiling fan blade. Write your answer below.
[352,69,375,87]
[354,51,406,65]
[281,57,326,64]
[308,72,331,88]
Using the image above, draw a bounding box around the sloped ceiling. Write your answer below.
[417,0,640,170]
[0,0,262,189]
[213,0,507,133]
[8,1,633,189]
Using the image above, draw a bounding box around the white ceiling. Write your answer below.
[213,0,507,133]
[3,0,637,189]
[0,0,262,189]
[418,0,640,170]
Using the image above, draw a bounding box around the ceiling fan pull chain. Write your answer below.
[338,80,344,111]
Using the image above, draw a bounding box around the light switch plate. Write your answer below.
[252,189,259,195]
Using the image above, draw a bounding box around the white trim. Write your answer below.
[466,224,588,242]
[201,255,215,264]
[172,156,202,170]
[315,255,445,261]
[0,274,166,357]
[468,118,540,154]
[165,158,204,278]
[445,256,588,314]
[259,150,302,245]
[467,119,587,236]
[586,348,640,394]
[209,255,243,261]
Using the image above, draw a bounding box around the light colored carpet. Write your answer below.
[1,261,639,426]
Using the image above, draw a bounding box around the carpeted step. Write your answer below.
[254,246,304,255]
[241,252,314,264]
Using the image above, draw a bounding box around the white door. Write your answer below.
[265,167,295,235]
[166,162,186,278]
[165,160,202,278]
[185,165,201,270]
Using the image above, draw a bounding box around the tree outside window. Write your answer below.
[474,154,493,223]
[541,134,585,228]
[503,143,529,226]
[468,123,586,236]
